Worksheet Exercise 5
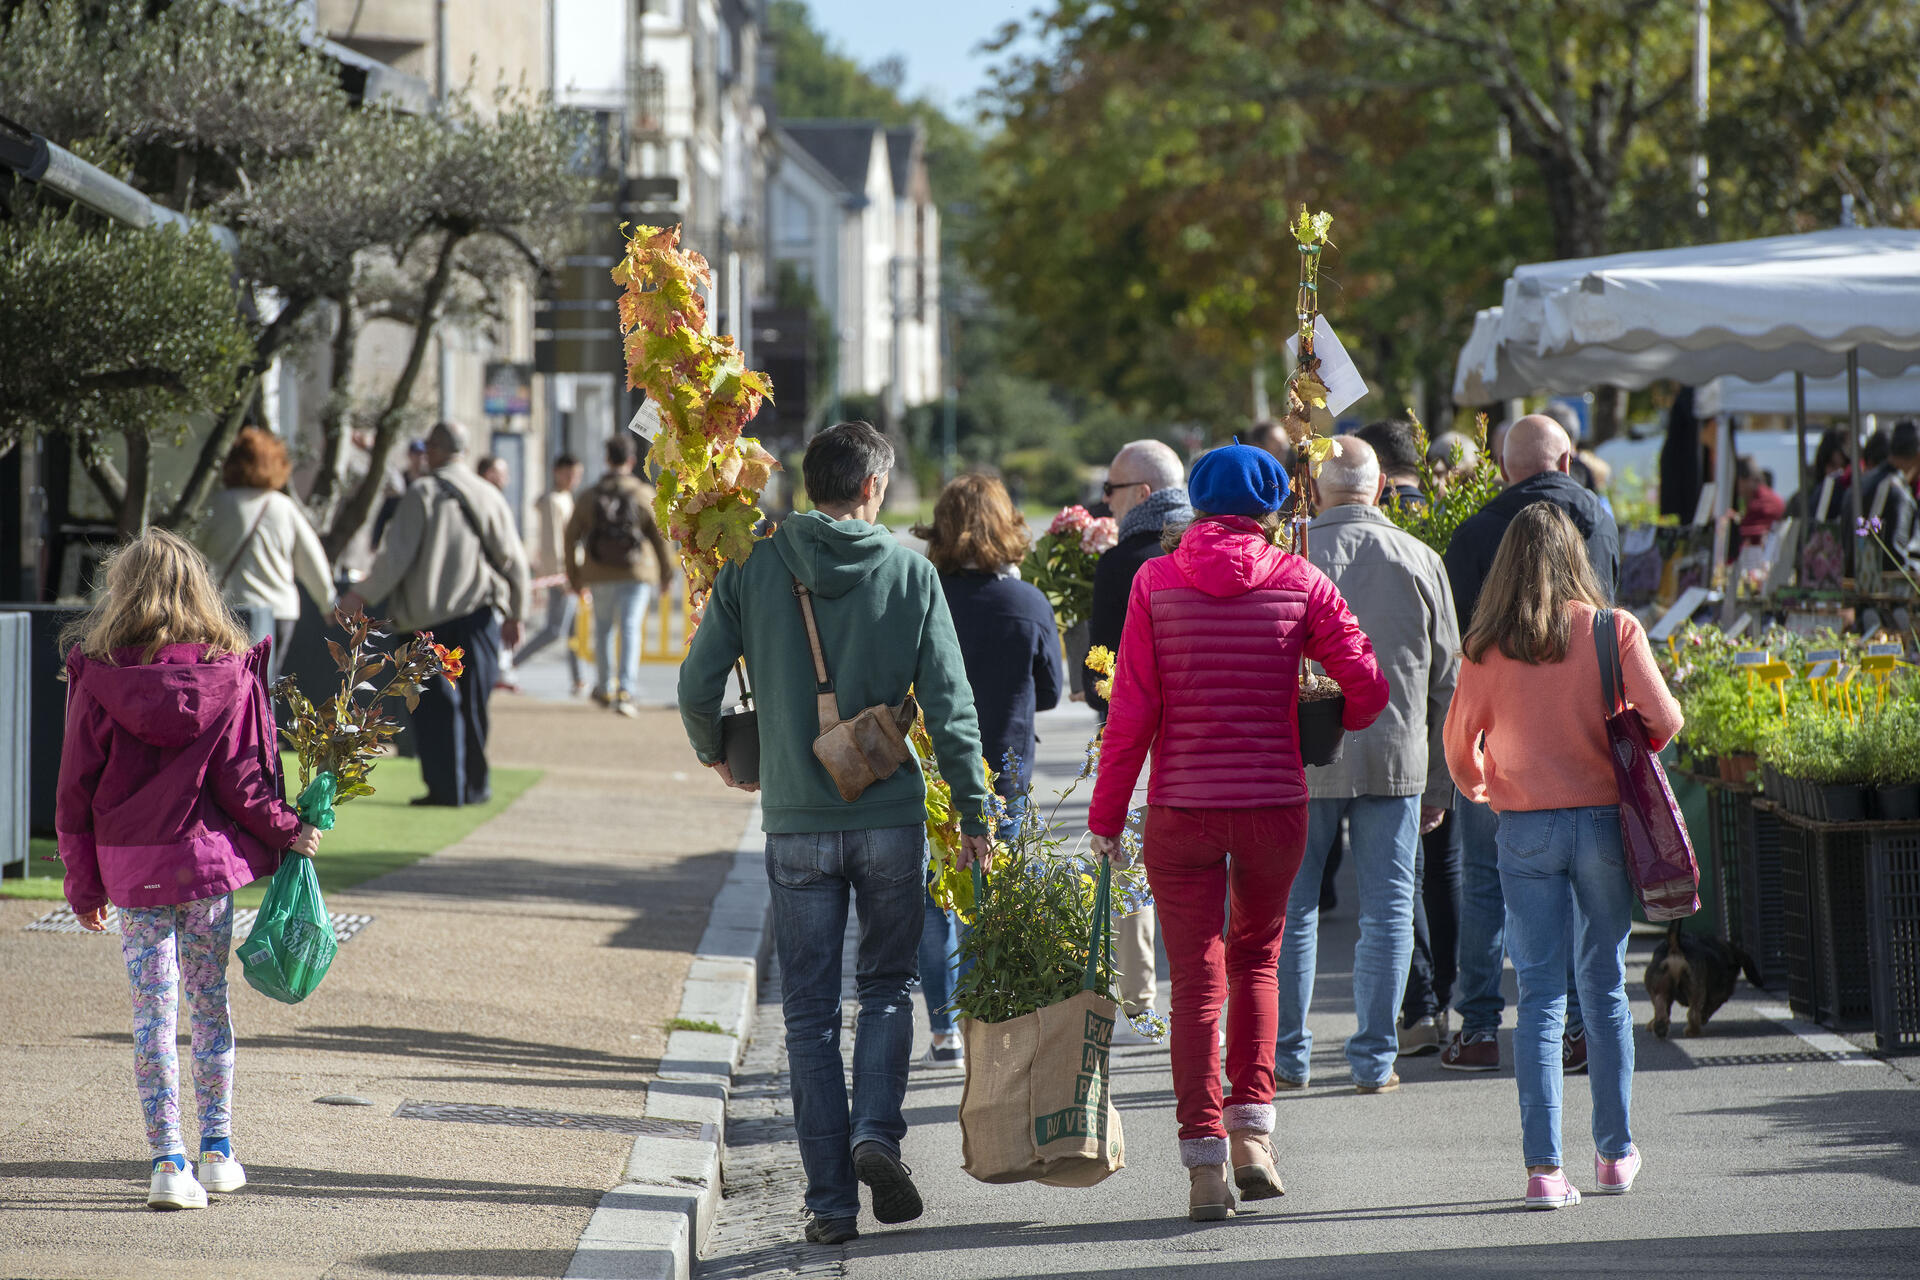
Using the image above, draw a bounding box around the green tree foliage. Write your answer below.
[0,0,588,541]
[975,0,1918,435]
[0,210,253,536]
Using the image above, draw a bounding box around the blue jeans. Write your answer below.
[1497,806,1636,1169]
[514,585,581,684]
[1455,793,1583,1038]
[766,825,928,1222]
[919,884,961,1036]
[590,580,651,698]
[1275,795,1419,1087]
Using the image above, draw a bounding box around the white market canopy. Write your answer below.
[1698,370,1920,418]
[1455,228,1920,403]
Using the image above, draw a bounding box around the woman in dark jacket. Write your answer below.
[912,475,1063,1068]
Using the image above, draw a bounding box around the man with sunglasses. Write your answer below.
[1086,439,1190,1046]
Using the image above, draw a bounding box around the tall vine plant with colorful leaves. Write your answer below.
[613,223,970,887]
[613,224,777,604]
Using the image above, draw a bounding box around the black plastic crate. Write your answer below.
[1867,829,1920,1052]
[1773,809,1920,1051]
[1708,786,1786,985]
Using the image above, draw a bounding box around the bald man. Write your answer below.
[1436,412,1618,1075]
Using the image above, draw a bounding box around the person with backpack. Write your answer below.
[565,434,673,716]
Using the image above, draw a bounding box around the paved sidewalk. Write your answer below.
[698,703,1920,1278]
[0,694,753,1280]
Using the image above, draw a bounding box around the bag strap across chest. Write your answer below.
[792,580,840,733]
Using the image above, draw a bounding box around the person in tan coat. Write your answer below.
[565,434,672,715]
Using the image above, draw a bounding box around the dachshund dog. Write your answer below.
[1644,920,1764,1038]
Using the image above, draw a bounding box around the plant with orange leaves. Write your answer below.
[612,224,777,602]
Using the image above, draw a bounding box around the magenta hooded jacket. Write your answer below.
[57,639,299,915]
[1088,516,1391,838]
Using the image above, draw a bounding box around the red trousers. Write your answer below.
[1143,804,1309,1143]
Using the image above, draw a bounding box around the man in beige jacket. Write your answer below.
[565,434,673,716]
[342,420,531,806]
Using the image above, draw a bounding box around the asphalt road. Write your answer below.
[701,703,1920,1279]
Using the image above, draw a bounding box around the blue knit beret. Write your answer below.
[1188,444,1291,516]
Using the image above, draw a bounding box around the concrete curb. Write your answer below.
[566,801,769,1280]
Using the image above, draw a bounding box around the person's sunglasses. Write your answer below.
[1102,478,1147,498]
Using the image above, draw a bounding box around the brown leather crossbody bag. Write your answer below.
[793,579,918,802]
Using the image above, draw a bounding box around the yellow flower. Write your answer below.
[1094,677,1113,701]
[1086,645,1117,677]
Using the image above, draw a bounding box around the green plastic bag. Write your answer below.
[237,773,339,1004]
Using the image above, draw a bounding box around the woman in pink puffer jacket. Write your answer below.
[1089,443,1388,1222]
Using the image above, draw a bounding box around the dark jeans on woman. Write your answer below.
[1403,809,1463,1025]
[767,824,927,1223]
[410,605,501,806]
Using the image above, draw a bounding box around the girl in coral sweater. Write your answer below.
[1444,502,1682,1211]
[58,530,323,1210]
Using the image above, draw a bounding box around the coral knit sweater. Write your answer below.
[1444,603,1684,814]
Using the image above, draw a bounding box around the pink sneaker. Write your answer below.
[1525,1170,1581,1210]
[1595,1147,1641,1194]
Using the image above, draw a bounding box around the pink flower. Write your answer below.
[1079,516,1119,555]
[1050,505,1094,536]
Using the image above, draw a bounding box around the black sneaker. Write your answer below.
[804,1215,859,1245]
[852,1141,923,1224]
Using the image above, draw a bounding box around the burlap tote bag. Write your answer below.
[958,861,1126,1187]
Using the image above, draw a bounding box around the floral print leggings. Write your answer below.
[118,894,235,1157]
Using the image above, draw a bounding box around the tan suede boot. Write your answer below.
[1188,1163,1235,1222]
[1230,1131,1284,1200]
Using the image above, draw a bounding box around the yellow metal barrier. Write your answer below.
[640,586,691,664]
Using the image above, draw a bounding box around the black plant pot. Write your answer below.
[1876,784,1920,821]
[1818,783,1867,823]
[1297,695,1347,768]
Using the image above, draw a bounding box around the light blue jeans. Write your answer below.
[1497,806,1636,1169]
[1455,793,1584,1039]
[590,580,652,699]
[1275,795,1419,1088]
[766,825,927,1222]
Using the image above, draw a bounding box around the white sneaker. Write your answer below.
[148,1158,208,1210]
[197,1150,247,1194]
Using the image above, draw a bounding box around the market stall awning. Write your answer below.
[1700,370,1920,418]
[1456,229,1920,402]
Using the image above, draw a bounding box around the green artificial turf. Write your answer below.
[0,755,540,907]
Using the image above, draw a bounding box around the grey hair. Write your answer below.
[427,420,470,455]
[1112,439,1184,491]
[1317,435,1380,500]
[804,421,895,506]
[1428,431,1479,472]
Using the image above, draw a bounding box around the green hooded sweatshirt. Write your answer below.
[679,510,990,836]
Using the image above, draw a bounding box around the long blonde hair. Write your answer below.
[1462,502,1609,665]
[61,528,253,665]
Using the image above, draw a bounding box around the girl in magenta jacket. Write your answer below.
[1088,444,1388,1222]
[57,529,323,1211]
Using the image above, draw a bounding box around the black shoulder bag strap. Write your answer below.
[434,475,513,582]
[1593,607,1625,718]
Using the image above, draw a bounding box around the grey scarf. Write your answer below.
[1119,486,1193,543]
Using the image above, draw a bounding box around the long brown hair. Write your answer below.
[222,426,292,490]
[60,528,253,665]
[1462,502,1608,664]
[915,473,1032,574]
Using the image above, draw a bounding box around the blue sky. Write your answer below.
[801,0,1036,115]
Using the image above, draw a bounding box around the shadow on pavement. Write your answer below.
[75,1023,661,1078]
[897,1226,1920,1278]
[1708,1088,1920,1187]
[358,1248,578,1274]
[0,1161,603,1211]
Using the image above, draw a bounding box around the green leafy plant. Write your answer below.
[275,606,458,814]
[950,741,1157,1032]
[1019,506,1118,629]
[1379,413,1504,555]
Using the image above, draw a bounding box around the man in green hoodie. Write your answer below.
[680,421,992,1245]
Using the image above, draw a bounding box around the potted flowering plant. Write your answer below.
[1021,505,1118,630]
